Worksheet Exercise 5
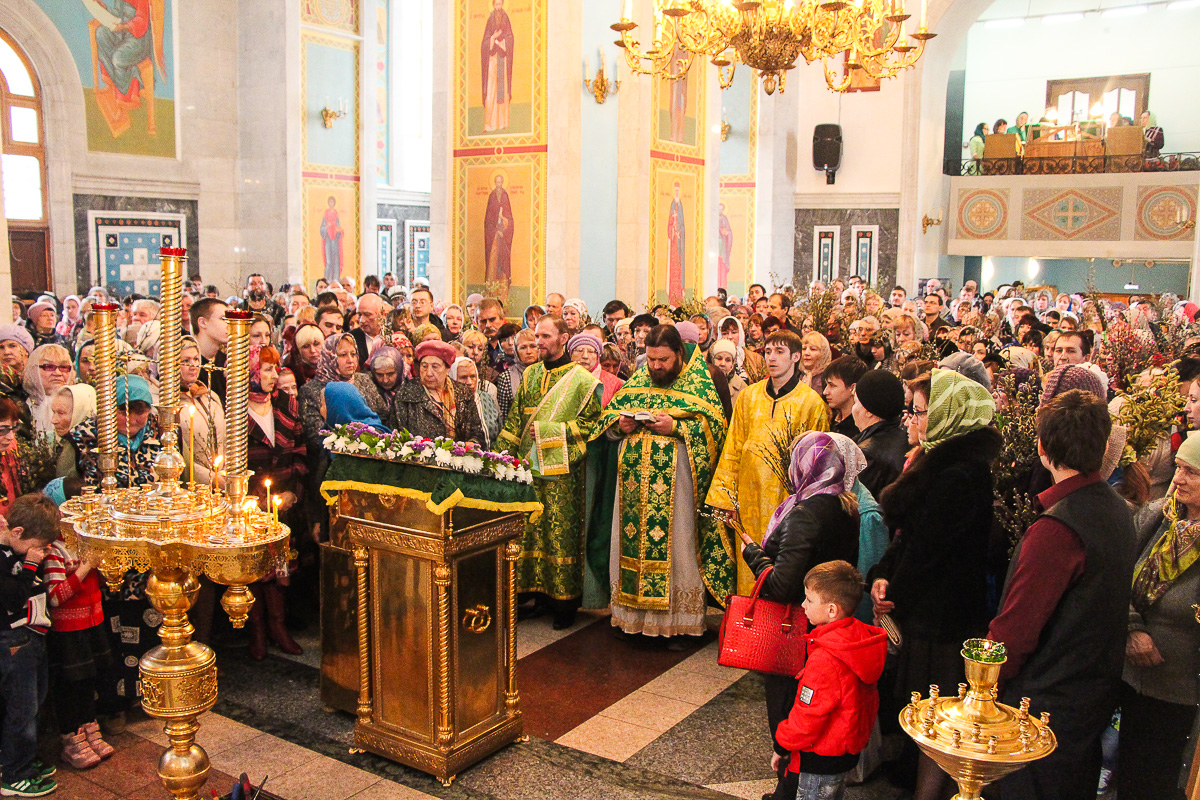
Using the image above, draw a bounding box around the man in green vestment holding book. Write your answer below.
[498,315,602,629]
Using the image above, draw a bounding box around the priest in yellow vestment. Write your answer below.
[705,329,829,595]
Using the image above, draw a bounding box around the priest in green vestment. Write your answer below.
[594,324,730,643]
[497,315,602,628]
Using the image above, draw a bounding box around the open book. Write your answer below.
[81,0,121,32]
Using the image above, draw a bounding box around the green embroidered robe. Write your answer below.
[593,348,731,610]
[497,360,602,599]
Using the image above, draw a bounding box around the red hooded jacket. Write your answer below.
[777,616,887,772]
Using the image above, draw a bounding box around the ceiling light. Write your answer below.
[984,17,1025,28]
[1102,5,1147,17]
[1027,258,1040,278]
[1043,12,1084,23]
[1168,0,1200,9]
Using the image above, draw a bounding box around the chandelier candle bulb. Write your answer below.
[188,406,195,486]
[622,0,632,21]
[920,0,927,28]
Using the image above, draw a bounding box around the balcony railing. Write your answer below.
[944,152,1200,177]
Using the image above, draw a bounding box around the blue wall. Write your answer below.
[577,0,621,312]
[985,257,1190,295]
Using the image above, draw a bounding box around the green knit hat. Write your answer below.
[923,368,995,451]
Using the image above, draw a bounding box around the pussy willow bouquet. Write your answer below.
[321,423,535,484]
[1116,365,1186,462]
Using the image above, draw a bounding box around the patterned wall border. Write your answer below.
[955,188,1009,240]
[1135,184,1199,241]
[649,157,704,305]
[300,31,362,176]
[405,220,431,287]
[454,0,546,149]
[302,0,359,33]
[452,152,546,308]
[1020,187,1122,242]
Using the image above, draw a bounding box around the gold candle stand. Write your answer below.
[61,250,290,800]
[899,639,1056,800]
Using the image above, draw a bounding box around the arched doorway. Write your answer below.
[0,27,50,293]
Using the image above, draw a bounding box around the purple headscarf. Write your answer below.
[762,431,867,546]
[314,332,357,383]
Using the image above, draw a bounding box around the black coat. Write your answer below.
[741,494,859,605]
[394,379,485,445]
[856,418,909,500]
[870,426,1001,641]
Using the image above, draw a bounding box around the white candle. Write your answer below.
[623,0,633,21]
[600,49,606,74]
[584,55,589,81]
[920,0,927,27]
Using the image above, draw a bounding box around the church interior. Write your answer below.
[1,0,1198,798]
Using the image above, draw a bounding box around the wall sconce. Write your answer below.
[720,108,731,142]
[321,97,347,128]
[583,52,620,104]
[1173,204,1196,231]
[922,211,943,234]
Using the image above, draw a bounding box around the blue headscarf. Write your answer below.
[115,374,154,450]
[43,477,66,507]
[324,382,389,433]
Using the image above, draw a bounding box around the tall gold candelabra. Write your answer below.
[900,639,1056,800]
[60,249,289,800]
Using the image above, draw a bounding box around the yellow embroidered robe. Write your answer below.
[705,377,829,595]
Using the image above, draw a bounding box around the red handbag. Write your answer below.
[718,566,809,676]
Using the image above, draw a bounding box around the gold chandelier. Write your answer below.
[612,0,936,95]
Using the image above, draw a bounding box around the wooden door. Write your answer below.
[8,228,48,293]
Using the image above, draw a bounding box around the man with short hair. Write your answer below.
[316,306,344,339]
[351,293,385,366]
[288,293,310,316]
[602,300,630,342]
[599,325,729,646]
[852,370,908,498]
[190,298,229,400]
[204,285,220,299]
[991,389,1136,800]
[181,292,195,335]
[477,298,506,369]
[409,287,448,340]
[362,275,381,295]
[131,298,159,326]
[822,356,869,438]
[545,293,565,318]
[707,329,829,595]
[1052,331,1089,368]
[497,316,602,629]
[889,286,907,307]
[244,274,283,325]
[767,293,792,327]
[747,284,766,305]
[922,293,949,339]
[382,272,397,290]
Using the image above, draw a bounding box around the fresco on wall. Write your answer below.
[655,45,699,148]
[717,190,753,299]
[462,0,537,140]
[304,182,359,287]
[650,164,701,306]
[458,157,542,311]
[33,0,177,157]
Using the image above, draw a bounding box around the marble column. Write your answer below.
[427,0,453,301]
[545,0,583,300]
[613,1,653,307]
[754,81,800,289]
[0,138,11,323]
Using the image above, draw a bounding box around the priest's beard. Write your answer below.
[648,358,682,387]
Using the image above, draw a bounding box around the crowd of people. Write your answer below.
[0,268,1195,799]
[968,109,1166,166]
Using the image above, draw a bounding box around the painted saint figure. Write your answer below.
[669,45,688,143]
[321,196,345,283]
[90,0,166,139]
[667,181,685,304]
[717,203,733,290]
[481,0,515,133]
[484,175,514,291]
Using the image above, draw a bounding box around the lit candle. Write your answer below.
[600,48,606,74]
[273,495,282,527]
[264,478,272,516]
[212,455,223,494]
[187,405,196,486]
[622,0,633,22]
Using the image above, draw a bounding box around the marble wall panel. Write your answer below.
[376,204,431,280]
[72,194,199,294]
[793,208,899,292]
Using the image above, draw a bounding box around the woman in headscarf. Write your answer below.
[690,314,714,354]
[244,344,307,661]
[450,357,500,447]
[707,339,747,403]
[441,303,467,341]
[394,340,484,443]
[496,328,538,421]
[299,332,358,541]
[391,331,415,377]
[49,384,96,479]
[1118,432,1200,799]
[284,323,323,391]
[325,382,390,433]
[352,346,404,429]
[868,369,1000,800]
[177,336,225,491]
[562,299,587,336]
[737,431,868,800]
[69,374,160,489]
[24,343,76,438]
[462,329,501,388]
[568,333,623,408]
[717,316,767,384]
[56,295,83,339]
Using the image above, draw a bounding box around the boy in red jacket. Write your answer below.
[775,561,887,800]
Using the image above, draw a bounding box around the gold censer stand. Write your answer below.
[61,251,289,800]
[899,639,1056,800]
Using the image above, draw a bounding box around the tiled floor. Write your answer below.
[50,612,908,800]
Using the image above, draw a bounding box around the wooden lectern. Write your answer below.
[320,457,538,785]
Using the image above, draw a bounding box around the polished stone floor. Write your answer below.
[44,610,920,800]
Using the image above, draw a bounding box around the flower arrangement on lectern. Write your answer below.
[322,423,536,484]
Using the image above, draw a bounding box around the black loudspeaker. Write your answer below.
[813,124,843,184]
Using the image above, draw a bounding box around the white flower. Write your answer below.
[451,455,465,469]
[463,457,484,474]
[323,434,338,449]
[399,444,413,458]
[434,448,452,464]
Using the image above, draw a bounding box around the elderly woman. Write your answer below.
[411,323,443,345]
[497,328,539,420]
[563,299,587,336]
[394,340,484,444]
[870,369,1000,800]
[738,431,867,800]
[569,333,623,407]
[284,323,323,391]
[352,346,405,429]
[707,339,747,403]
[49,385,96,479]
[178,336,225,489]
[717,317,767,384]
[1118,433,1200,799]
[450,357,500,447]
[24,343,76,438]
[299,332,359,540]
[462,329,500,387]
[70,374,160,489]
